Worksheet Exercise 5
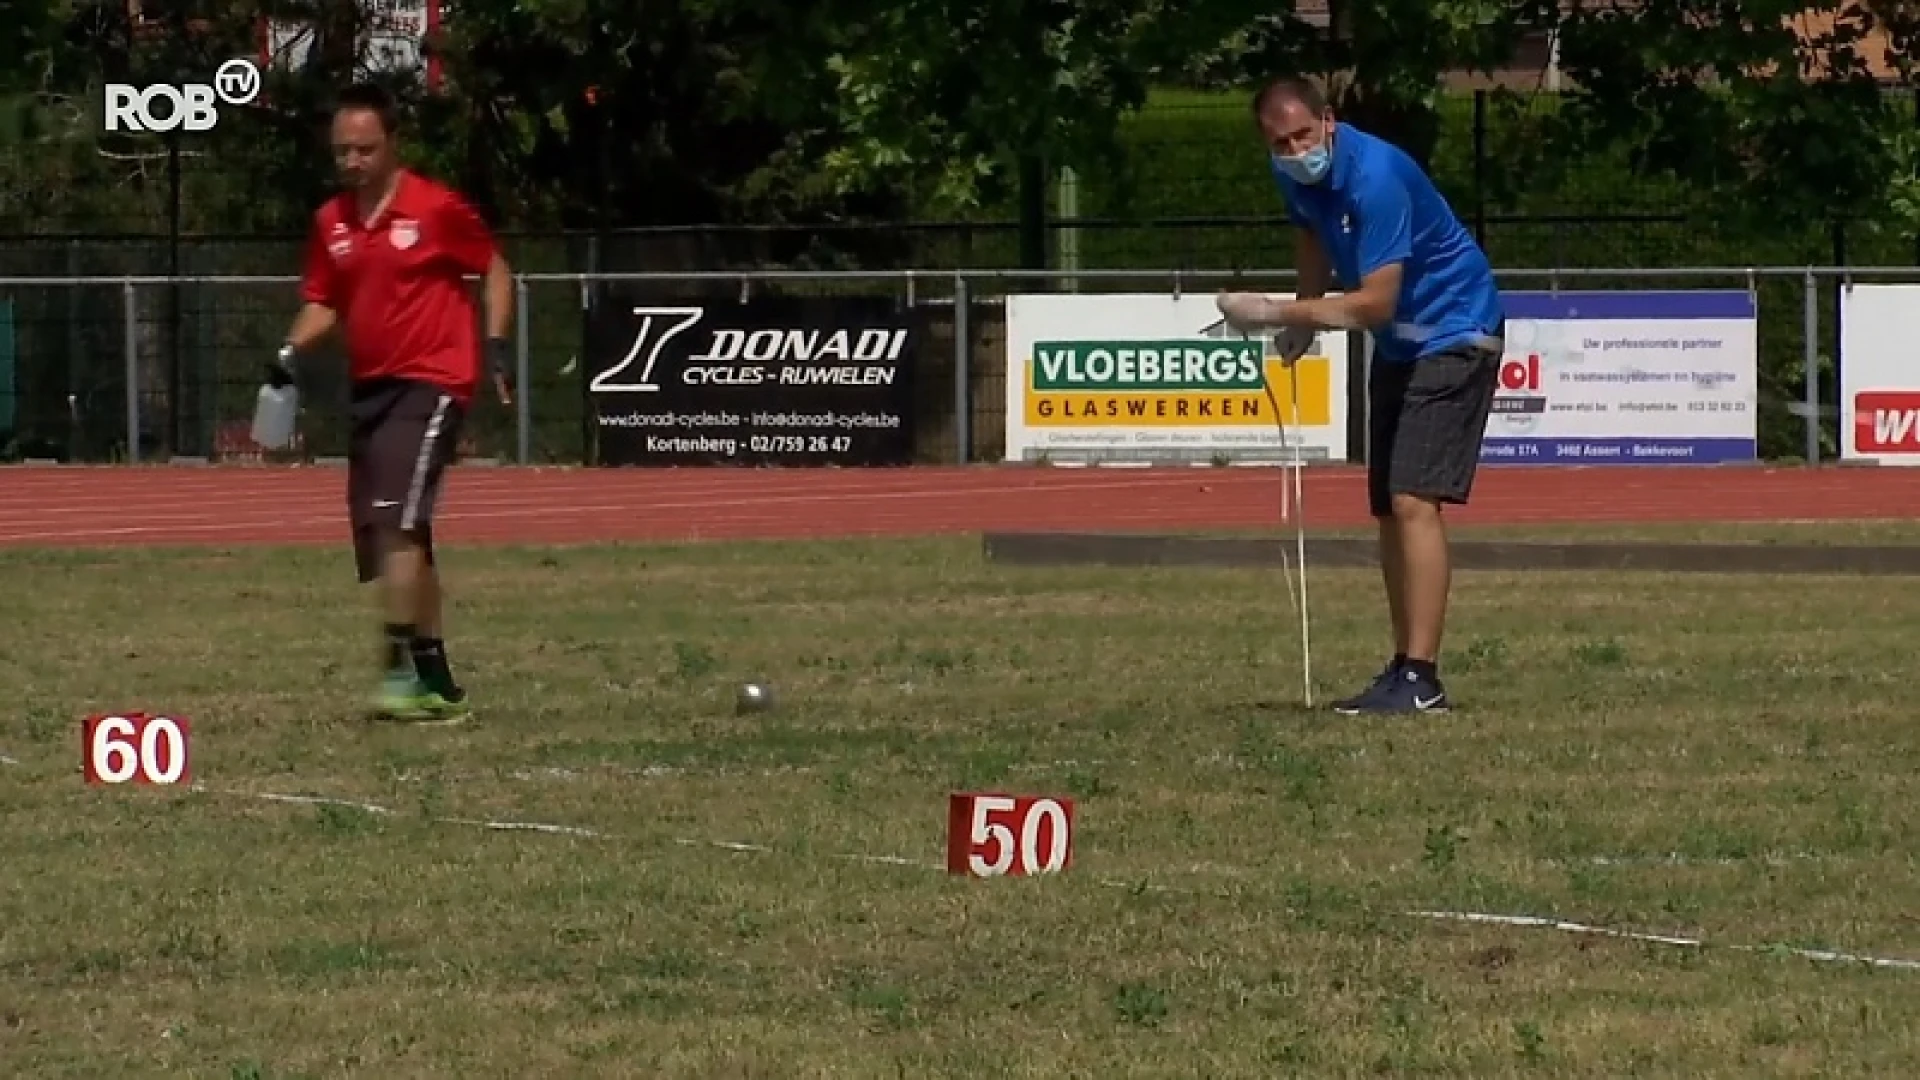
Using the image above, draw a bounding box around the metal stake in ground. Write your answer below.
[1251,331,1315,709]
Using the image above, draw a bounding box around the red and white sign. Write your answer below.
[946,792,1074,877]
[1852,391,1920,454]
[1499,352,1542,393]
[1840,284,1920,464]
[256,0,445,92]
[83,712,191,785]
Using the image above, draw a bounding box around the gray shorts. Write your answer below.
[1366,332,1502,518]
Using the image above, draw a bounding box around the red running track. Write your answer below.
[0,463,1915,549]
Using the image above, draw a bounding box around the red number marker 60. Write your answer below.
[947,792,1074,877]
[83,713,192,785]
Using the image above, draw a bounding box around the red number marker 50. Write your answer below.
[947,792,1074,877]
[83,712,191,785]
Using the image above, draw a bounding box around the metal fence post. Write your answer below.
[953,274,971,464]
[578,275,594,466]
[515,275,531,465]
[1802,269,1820,463]
[122,280,140,464]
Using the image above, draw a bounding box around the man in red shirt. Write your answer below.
[271,82,514,722]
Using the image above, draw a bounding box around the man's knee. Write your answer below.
[1389,491,1444,523]
[358,489,438,575]
[378,524,431,558]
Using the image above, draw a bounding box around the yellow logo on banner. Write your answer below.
[1025,355,1333,427]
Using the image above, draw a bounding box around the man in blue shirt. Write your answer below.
[1217,76,1505,716]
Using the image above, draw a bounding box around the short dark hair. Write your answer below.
[332,82,397,134]
[1252,76,1329,119]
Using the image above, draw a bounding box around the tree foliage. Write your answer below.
[1167,0,1560,167]
[0,0,1916,240]
[438,0,861,227]
[0,0,67,93]
[804,0,1160,210]
[1550,0,1920,224]
[799,0,1557,208]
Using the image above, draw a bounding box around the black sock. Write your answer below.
[411,636,454,691]
[383,623,415,673]
[1404,658,1438,683]
[1391,652,1408,671]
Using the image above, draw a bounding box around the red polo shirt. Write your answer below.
[299,170,496,405]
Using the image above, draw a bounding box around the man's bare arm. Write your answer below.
[1218,261,1401,333]
[1272,261,1401,331]
[285,303,336,352]
[481,253,513,341]
[1293,227,1333,302]
[1216,228,1348,334]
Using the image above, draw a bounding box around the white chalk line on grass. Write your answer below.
[239,790,603,838]
[225,788,970,876]
[1408,911,1920,972]
[128,777,1892,875]
[207,784,1920,974]
[1575,851,1835,869]
[485,764,1857,873]
[493,758,1131,785]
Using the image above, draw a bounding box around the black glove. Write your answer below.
[486,337,513,393]
[266,344,297,389]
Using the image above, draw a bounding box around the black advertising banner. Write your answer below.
[586,293,919,466]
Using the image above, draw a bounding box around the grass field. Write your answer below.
[5,528,1920,1078]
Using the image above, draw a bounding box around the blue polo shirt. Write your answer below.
[1273,122,1503,363]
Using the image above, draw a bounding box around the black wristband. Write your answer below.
[485,337,511,378]
[267,343,298,388]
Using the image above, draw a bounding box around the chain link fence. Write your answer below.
[0,264,1901,467]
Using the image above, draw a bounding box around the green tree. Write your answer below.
[0,0,65,92]
[1550,0,1919,223]
[810,0,1556,207]
[435,0,909,233]
[810,0,1159,212]
[1169,0,1555,168]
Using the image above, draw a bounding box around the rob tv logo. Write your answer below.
[105,58,261,133]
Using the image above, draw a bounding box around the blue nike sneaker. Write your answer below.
[1333,663,1451,715]
[1329,657,1403,713]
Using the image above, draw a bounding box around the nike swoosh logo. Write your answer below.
[1413,694,1445,710]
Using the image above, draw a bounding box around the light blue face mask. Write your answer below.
[1271,140,1332,185]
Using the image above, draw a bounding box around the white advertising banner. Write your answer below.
[1485,290,1760,465]
[1002,293,1350,465]
[1839,283,1920,465]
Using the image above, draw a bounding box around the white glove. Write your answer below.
[1271,325,1317,364]
[1215,291,1275,332]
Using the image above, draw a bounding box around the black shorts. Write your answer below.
[347,377,465,583]
[1367,333,1502,518]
